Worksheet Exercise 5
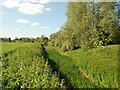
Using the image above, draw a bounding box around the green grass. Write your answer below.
[2,43,65,88]
[46,45,98,88]
[1,42,119,88]
[64,45,119,88]
[46,45,119,88]
[1,42,33,55]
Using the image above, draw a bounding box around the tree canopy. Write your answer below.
[49,2,120,52]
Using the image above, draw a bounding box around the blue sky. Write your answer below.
[0,0,67,39]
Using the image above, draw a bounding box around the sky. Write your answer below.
[0,0,68,39]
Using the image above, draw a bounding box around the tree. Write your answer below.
[0,37,12,42]
[35,35,48,46]
[95,2,119,45]
[49,1,120,51]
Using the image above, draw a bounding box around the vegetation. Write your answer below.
[0,35,48,44]
[64,45,119,88]
[47,2,119,88]
[34,35,49,46]
[46,45,119,88]
[1,1,119,89]
[2,44,65,88]
[49,2,120,51]
[1,42,32,55]
[46,45,98,88]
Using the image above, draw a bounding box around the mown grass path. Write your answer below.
[46,46,98,88]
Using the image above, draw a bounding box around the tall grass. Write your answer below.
[64,45,119,88]
[2,44,65,88]
[46,45,98,88]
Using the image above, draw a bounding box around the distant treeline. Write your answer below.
[0,35,48,46]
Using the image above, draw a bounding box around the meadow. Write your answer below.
[46,45,119,88]
[1,42,33,55]
[1,43,65,88]
[1,1,119,89]
[1,42,119,88]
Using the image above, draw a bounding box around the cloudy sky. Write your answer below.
[0,0,67,39]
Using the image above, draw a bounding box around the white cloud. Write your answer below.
[28,0,50,4]
[30,22,40,26]
[16,19,49,28]
[1,0,51,15]
[46,8,52,11]
[1,0,20,8]
[39,0,50,4]
[40,26,50,29]
[16,19,31,24]
[16,18,40,27]
[15,28,21,31]
[17,3,44,15]
[0,12,6,16]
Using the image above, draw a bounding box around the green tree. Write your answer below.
[49,1,119,51]
[35,35,48,46]
[95,2,119,45]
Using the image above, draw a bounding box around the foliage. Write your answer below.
[0,38,12,42]
[13,37,35,43]
[0,35,49,44]
[64,45,119,88]
[35,35,49,46]
[46,45,98,88]
[2,44,65,88]
[49,2,120,51]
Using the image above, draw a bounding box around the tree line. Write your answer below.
[49,2,120,52]
[0,35,48,46]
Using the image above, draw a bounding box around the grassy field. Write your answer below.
[46,45,119,88]
[1,43,65,88]
[46,46,98,88]
[1,42,33,55]
[1,42,119,88]
[65,45,119,88]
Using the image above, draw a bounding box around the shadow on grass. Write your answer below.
[45,49,75,88]
[45,47,100,88]
[48,58,75,88]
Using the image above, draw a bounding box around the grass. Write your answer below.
[0,42,33,55]
[65,45,119,88]
[1,42,119,88]
[46,45,98,88]
[46,45,119,88]
[2,43,65,88]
